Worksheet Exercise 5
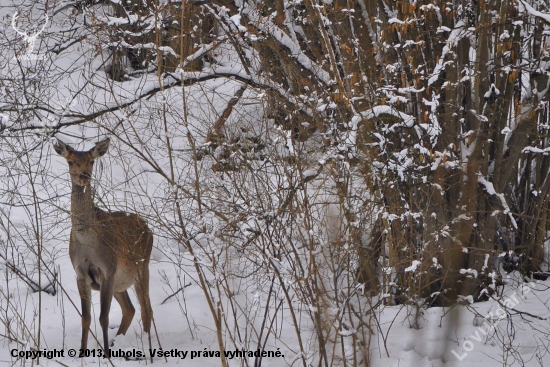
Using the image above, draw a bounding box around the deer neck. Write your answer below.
[70,183,96,232]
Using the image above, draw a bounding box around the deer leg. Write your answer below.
[77,277,92,351]
[99,276,115,355]
[135,267,153,333]
[114,291,135,336]
[135,266,153,359]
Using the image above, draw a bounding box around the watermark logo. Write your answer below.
[11,10,49,61]
[451,281,537,361]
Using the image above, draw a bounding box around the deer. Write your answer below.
[53,138,153,358]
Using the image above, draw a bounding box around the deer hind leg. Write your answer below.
[99,276,115,355]
[114,290,135,336]
[135,265,153,356]
[77,277,92,351]
[135,266,153,333]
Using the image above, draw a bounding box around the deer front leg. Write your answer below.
[76,277,92,351]
[99,275,115,356]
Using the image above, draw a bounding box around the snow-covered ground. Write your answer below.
[0,253,548,366]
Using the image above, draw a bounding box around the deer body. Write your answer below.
[53,138,153,356]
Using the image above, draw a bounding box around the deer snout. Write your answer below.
[80,172,91,180]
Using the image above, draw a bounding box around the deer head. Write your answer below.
[11,11,49,56]
[53,138,110,187]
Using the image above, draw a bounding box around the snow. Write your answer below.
[523,146,550,154]
[388,18,404,25]
[361,105,415,128]
[421,93,442,147]
[478,174,518,229]
[484,83,501,100]
[459,268,479,278]
[499,30,510,41]
[370,280,549,366]
[104,16,133,26]
[404,260,421,272]
[428,21,474,86]
[420,4,440,11]
[0,113,9,127]
[398,86,425,94]
[229,14,248,33]
[519,0,550,24]
[302,169,317,179]
[239,2,334,85]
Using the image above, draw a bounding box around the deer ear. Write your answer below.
[52,139,73,158]
[91,138,110,158]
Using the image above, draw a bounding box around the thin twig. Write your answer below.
[161,283,191,305]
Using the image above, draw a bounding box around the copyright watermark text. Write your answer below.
[11,347,285,360]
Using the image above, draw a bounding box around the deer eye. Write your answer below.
[90,161,95,166]
[68,161,74,166]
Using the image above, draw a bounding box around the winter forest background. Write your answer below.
[1,0,550,366]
